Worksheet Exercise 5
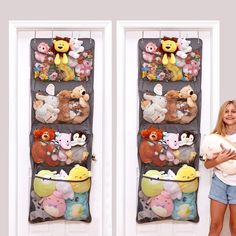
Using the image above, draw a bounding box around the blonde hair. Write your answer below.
[212,100,236,136]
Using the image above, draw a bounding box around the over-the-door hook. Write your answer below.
[141,30,144,44]
[159,30,162,43]
[33,29,37,44]
[51,28,54,42]
[197,30,200,44]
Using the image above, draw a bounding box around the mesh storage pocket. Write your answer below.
[137,166,199,223]
[29,165,91,223]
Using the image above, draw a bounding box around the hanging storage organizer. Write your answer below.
[136,37,202,223]
[29,36,95,223]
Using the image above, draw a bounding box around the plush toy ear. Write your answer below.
[46,83,55,95]
[154,83,163,95]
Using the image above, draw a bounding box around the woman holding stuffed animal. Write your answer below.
[204,100,236,236]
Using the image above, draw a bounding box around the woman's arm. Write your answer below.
[204,145,236,169]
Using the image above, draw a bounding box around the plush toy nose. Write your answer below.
[190,91,193,95]
[82,91,85,95]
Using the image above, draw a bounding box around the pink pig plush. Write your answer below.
[148,191,174,217]
[40,191,66,218]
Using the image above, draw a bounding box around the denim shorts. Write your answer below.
[209,174,236,204]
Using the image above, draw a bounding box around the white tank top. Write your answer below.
[214,133,236,186]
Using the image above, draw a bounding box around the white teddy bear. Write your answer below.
[33,93,59,123]
[141,84,167,123]
[176,38,192,59]
[68,38,84,59]
[201,133,236,176]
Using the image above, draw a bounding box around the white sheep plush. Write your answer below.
[201,133,236,175]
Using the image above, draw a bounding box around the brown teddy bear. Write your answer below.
[138,127,167,166]
[31,127,59,166]
[178,85,198,124]
[164,90,183,123]
[57,90,75,123]
[70,85,90,124]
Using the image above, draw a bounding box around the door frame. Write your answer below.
[9,20,112,236]
[116,20,220,236]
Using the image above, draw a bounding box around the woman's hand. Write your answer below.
[215,144,236,163]
[204,144,236,169]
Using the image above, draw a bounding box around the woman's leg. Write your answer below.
[229,204,236,236]
[209,199,227,236]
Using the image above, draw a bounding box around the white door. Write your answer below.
[117,21,220,236]
[9,21,112,236]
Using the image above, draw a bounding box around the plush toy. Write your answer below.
[141,84,167,123]
[51,132,72,163]
[179,85,197,108]
[201,133,236,175]
[55,170,74,200]
[57,90,74,123]
[68,165,91,193]
[70,85,90,124]
[69,131,89,164]
[165,62,183,81]
[175,145,197,164]
[139,127,166,166]
[163,170,182,200]
[33,93,59,123]
[176,38,192,59]
[160,37,178,65]
[40,191,66,218]
[56,63,75,81]
[142,42,159,62]
[183,60,200,78]
[52,37,70,65]
[176,165,199,193]
[174,131,197,164]
[75,60,93,81]
[33,170,57,197]
[30,191,53,221]
[148,191,174,218]
[137,191,159,221]
[31,127,59,166]
[64,192,89,220]
[68,38,84,59]
[172,192,197,221]
[177,85,198,124]
[141,170,164,197]
[179,131,195,146]
[159,132,180,164]
[164,90,183,123]
[35,42,53,63]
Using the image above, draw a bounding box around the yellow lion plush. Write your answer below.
[160,37,178,65]
[52,37,70,65]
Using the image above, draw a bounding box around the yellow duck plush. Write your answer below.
[68,164,91,193]
[176,164,199,193]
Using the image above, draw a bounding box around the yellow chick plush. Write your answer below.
[176,165,199,193]
[68,164,91,193]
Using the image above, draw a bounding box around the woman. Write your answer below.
[204,100,236,236]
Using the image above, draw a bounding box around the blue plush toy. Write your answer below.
[64,192,89,220]
[172,192,197,220]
